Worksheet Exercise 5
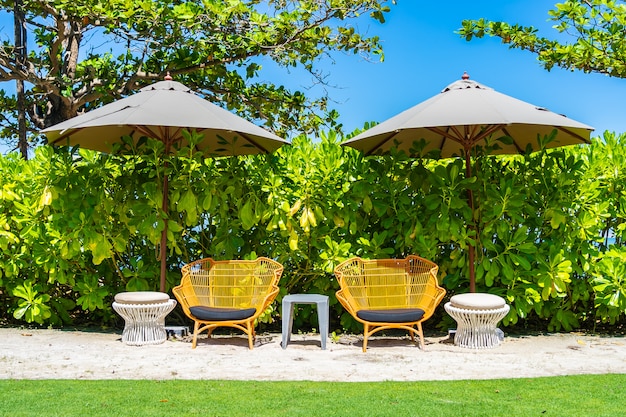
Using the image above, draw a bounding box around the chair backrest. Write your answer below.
[179,257,283,309]
[334,256,440,310]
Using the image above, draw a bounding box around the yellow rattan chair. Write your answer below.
[334,256,446,352]
[173,257,284,349]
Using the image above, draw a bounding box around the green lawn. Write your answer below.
[1,375,624,416]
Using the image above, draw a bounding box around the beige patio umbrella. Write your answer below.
[42,76,289,292]
[342,72,593,292]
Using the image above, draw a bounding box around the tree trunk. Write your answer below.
[14,0,28,159]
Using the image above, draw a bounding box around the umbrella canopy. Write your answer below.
[343,73,592,158]
[42,77,289,292]
[43,78,288,155]
[342,72,594,292]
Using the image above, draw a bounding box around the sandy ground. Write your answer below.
[1,327,625,382]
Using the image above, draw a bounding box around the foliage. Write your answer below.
[1,375,626,417]
[458,0,626,77]
[456,0,626,332]
[1,130,625,333]
[0,0,391,150]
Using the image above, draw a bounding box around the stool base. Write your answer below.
[113,300,177,346]
[445,302,509,349]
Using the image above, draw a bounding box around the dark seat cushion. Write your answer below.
[357,308,425,323]
[189,306,257,321]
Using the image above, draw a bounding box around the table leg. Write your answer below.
[318,300,329,350]
[281,299,295,349]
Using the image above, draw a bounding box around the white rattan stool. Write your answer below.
[444,293,509,349]
[113,292,177,346]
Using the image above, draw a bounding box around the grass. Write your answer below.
[0,375,624,416]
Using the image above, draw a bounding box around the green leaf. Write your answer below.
[179,189,197,213]
[510,253,531,271]
[424,194,440,210]
[202,193,213,211]
[13,305,28,320]
[288,231,298,251]
[240,201,256,231]
[516,242,537,254]
[89,234,113,265]
[362,196,373,213]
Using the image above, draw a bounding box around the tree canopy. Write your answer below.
[0,0,391,154]
[459,0,626,78]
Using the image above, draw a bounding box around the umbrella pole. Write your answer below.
[465,149,476,293]
[159,169,169,293]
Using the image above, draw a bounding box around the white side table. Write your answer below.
[281,294,329,350]
[444,293,509,349]
[113,291,177,346]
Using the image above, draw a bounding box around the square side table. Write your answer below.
[281,294,329,350]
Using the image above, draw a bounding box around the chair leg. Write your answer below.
[362,324,369,352]
[416,323,425,349]
[243,321,254,350]
[192,321,200,349]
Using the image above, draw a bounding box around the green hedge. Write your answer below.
[1,130,625,333]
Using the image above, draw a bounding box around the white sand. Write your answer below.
[1,328,624,381]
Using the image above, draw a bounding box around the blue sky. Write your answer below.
[2,1,626,155]
[299,0,626,138]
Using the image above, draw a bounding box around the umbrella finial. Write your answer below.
[164,72,173,81]
[462,71,470,80]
